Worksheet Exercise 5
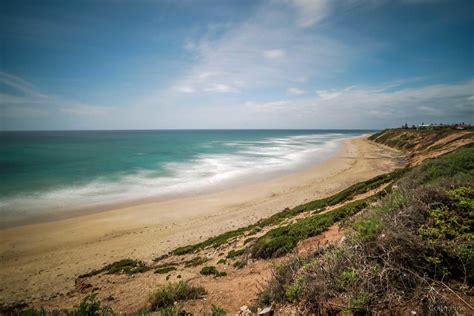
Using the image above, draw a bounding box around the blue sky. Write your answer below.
[1,0,473,130]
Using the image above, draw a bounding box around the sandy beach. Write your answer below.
[0,136,404,304]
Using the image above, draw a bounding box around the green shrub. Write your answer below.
[285,275,306,303]
[418,186,473,242]
[251,198,372,259]
[233,260,246,269]
[183,256,208,267]
[149,281,206,311]
[347,291,370,311]
[339,268,359,289]
[457,241,474,283]
[73,294,113,315]
[79,259,150,278]
[243,237,257,245]
[354,218,383,240]
[226,248,245,259]
[204,305,226,316]
[200,266,227,277]
[449,186,474,211]
[252,235,296,259]
[159,306,177,316]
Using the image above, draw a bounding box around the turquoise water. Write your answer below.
[0,130,372,222]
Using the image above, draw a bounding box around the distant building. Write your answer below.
[417,123,443,129]
[416,122,471,130]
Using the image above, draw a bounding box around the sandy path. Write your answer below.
[0,136,404,304]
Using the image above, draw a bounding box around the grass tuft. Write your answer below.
[149,281,206,311]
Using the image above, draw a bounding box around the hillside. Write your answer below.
[369,127,474,166]
[259,141,473,314]
[3,129,473,315]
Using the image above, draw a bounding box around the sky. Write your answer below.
[0,0,473,130]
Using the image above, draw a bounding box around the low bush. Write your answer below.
[79,259,150,278]
[200,266,227,277]
[183,256,208,268]
[251,198,374,259]
[159,306,177,316]
[233,260,246,269]
[204,305,226,316]
[149,281,206,311]
[226,248,245,258]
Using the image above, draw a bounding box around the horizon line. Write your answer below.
[0,128,382,133]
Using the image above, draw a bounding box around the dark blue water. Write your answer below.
[0,129,372,222]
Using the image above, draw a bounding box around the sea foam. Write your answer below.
[0,132,352,224]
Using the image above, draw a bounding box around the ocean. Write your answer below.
[0,129,372,224]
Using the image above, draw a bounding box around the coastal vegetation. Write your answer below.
[172,168,406,256]
[199,266,227,277]
[14,294,113,316]
[154,266,177,274]
[148,281,207,312]
[78,259,150,278]
[369,127,473,154]
[257,144,473,313]
[4,128,473,315]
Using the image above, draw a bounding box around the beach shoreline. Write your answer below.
[0,136,405,304]
[0,131,363,229]
[0,134,354,229]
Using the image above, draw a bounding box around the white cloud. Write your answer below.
[173,85,195,93]
[204,83,236,93]
[288,87,306,95]
[316,89,342,100]
[156,1,359,102]
[263,49,286,59]
[244,78,474,126]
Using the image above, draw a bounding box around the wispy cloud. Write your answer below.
[244,78,474,127]
[154,0,366,102]
[285,0,331,27]
[0,71,112,119]
[283,0,388,28]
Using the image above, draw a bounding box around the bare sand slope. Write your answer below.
[0,136,404,304]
